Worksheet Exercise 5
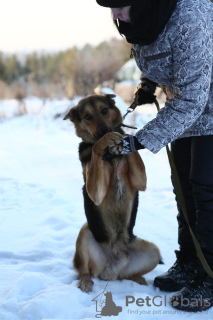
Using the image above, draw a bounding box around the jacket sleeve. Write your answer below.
[135,7,212,154]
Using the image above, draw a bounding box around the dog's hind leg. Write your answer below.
[126,274,148,286]
[118,237,161,285]
[73,223,107,292]
[73,224,95,292]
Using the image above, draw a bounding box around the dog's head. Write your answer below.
[63,94,123,143]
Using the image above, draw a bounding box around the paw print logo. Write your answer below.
[169,296,179,307]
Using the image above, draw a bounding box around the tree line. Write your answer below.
[0,38,131,99]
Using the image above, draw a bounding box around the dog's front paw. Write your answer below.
[93,132,123,156]
[78,276,94,293]
[108,144,123,155]
[102,144,123,160]
[104,132,123,147]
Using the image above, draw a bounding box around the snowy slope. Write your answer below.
[0,95,212,320]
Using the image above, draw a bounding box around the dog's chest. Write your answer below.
[100,157,133,242]
[111,157,126,199]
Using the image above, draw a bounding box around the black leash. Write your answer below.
[120,100,138,130]
[122,100,138,122]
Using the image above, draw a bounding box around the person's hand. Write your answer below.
[102,135,144,160]
[133,78,157,106]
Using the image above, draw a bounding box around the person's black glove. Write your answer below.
[134,78,157,106]
[103,135,145,160]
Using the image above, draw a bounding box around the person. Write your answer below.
[96,0,213,312]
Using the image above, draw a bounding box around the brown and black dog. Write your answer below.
[64,94,161,292]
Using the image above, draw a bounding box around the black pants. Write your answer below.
[171,135,213,267]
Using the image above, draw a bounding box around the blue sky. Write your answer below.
[0,0,120,53]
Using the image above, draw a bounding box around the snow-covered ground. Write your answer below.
[0,93,211,320]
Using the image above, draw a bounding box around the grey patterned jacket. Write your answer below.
[133,0,213,153]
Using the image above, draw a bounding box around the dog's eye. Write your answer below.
[101,108,108,115]
[85,114,92,121]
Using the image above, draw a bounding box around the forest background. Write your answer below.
[0,39,131,102]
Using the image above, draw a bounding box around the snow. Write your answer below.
[0,94,212,320]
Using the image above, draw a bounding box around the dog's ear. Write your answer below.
[105,94,116,99]
[63,106,78,122]
[104,94,116,108]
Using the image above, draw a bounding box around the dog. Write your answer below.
[64,94,161,292]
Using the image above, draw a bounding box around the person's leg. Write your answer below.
[190,135,213,266]
[154,137,199,291]
[170,135,213,312]
[172,137,197,259]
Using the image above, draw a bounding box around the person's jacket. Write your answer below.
[133,0,213,153]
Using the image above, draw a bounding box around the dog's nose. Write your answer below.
[100,126,111,134]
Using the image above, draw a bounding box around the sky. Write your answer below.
[0,0,120,53]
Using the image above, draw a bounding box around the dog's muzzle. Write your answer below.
[96,126,112,139]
